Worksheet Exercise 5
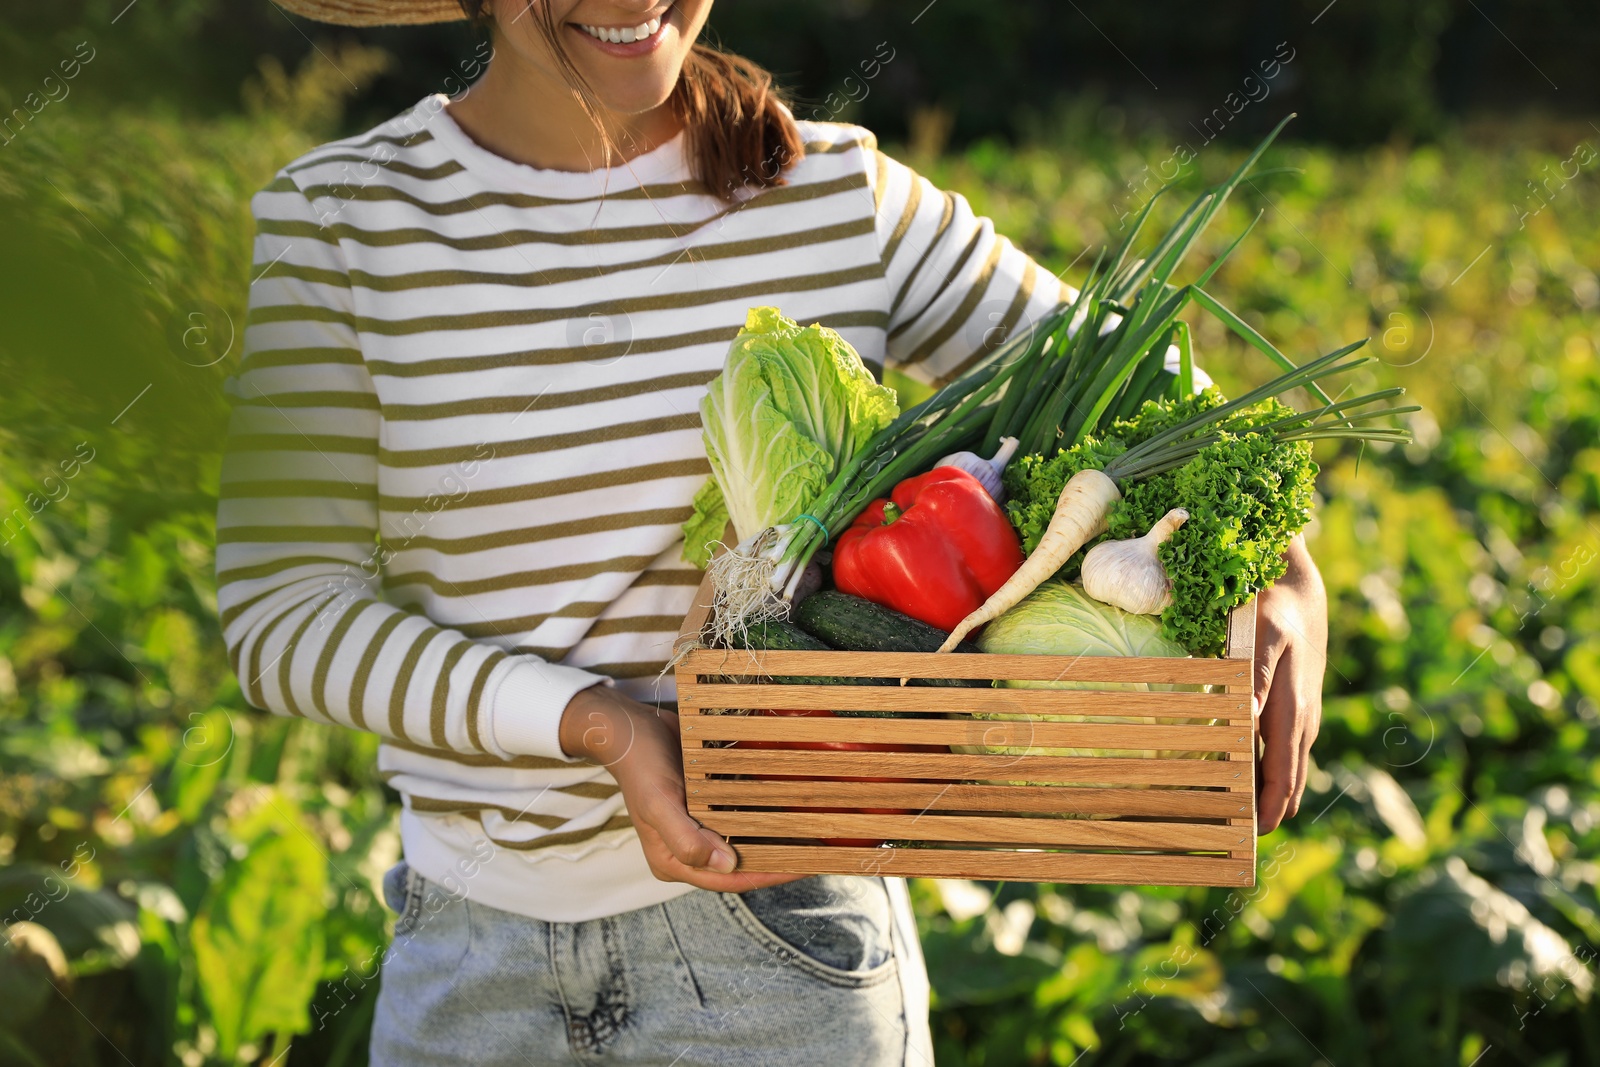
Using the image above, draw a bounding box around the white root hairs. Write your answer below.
[703,527,790,648]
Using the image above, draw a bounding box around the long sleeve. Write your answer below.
[866,148,1210,392]
[215,174,608,763]
[867,148,1066,386]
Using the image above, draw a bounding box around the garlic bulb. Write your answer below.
[1081,507,1189,615]
[936,437,1020,502]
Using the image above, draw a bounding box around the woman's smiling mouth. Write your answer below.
[572,4,673,56]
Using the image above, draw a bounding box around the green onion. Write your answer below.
[736,114,1412,610]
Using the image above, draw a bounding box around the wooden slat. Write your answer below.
[1224,599,1258,872]
[702,810,1251,851]
[679,649,1249,685]
[675,550,727,803]
[673,530,726,650]
[688,748,1249,786]
[728,845,1256,885]
[689,779,1253,818]
[684,715,1251,753]
[679,683,1250,720]
[1225,598,1257,661]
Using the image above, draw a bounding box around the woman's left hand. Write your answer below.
[1253,534,1329,834]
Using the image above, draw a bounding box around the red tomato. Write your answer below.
[733,709,939,847]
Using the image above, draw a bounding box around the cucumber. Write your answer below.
[726,618,886,687]
[731,618,830,654]
[793,591,985,655]
[792,591,984,688]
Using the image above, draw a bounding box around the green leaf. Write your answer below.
[0,864,140,971]
[1387,858,1595,996]
[680,477,731,568]
[191,808,328,1057]
[167,709,234,822]
[921,920,1062,1008]
[0,922,67,1030]
[1192,211,1264,291]
[1063,285,1192,443]
[1174,320,1194,398]
[1191,286,1338,410]
[1565,637,1600,703]
[1127,940,1225,1001]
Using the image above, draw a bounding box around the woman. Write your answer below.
[218,1,1329,1062]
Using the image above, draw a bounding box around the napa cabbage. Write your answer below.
[682,306,899,567]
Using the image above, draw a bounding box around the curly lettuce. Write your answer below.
[1003,390,1318,656]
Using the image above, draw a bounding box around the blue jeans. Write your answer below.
[371,861,934,1065]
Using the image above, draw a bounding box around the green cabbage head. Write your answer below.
[683,307,899,566]
[962,579,1218,765]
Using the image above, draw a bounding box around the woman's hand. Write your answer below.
[559,685,808,892]
[1253,534,1329,835]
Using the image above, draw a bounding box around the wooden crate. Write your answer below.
[673,569,1259,888]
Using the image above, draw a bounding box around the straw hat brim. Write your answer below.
[272,0,467,26]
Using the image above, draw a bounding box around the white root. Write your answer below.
[935,468,1123,652]
[703,527,789,648]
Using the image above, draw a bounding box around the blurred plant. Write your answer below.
[242,42,392,137]
[0,45,399,1067]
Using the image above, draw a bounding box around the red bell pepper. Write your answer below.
[831,466,1025,632]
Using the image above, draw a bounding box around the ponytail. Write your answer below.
[458,2,804,201]
[672,44,806,200]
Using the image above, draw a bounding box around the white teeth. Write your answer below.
[578,15,662,43]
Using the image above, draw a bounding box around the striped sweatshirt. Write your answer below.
[217,94,1064,922]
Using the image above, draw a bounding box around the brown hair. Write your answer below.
[457,1,804,201]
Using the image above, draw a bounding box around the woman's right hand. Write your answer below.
[559,685,808,893]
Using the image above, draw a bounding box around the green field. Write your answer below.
[1,57,1597,1066]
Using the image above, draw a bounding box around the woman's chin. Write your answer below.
[587,81,681,119]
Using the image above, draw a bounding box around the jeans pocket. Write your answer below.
[722,875,898,988]
[382,861,424,936]
[381,861,410,914]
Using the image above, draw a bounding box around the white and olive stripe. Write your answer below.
[217,95,1062,890]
